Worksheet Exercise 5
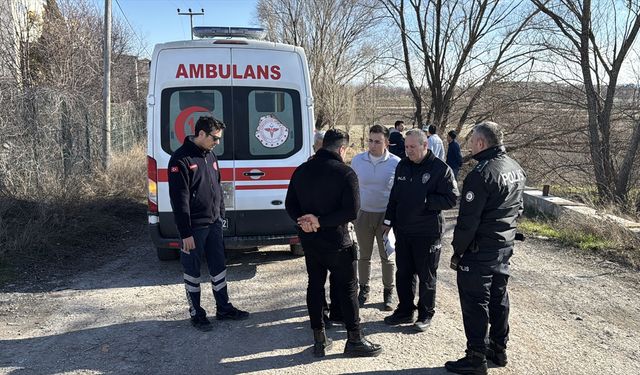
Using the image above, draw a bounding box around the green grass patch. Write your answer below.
[519,218,613,251]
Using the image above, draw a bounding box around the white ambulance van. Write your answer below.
[146,27,313,260]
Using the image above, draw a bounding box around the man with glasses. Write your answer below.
[168,116,249,332]
[350,125,400,311]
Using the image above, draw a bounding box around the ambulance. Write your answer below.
[146,27,313,260]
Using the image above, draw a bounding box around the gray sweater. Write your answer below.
[351,150,401,213]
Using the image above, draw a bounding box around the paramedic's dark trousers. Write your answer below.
[457,261,510,353]
[395,235,441,319]
[305,246,360,331]
[181,219,232,318]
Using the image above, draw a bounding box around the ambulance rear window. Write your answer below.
[160,87,230,158]
[247,90,298,157]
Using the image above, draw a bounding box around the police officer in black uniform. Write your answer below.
[285,129,382,358]
[445,122,526,375]
[383,129,459,332]
[168,116,249,332]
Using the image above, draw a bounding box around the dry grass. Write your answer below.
[0,144,147,281]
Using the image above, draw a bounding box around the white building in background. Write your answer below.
[0,0,46,82]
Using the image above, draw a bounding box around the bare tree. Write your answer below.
[379,0,540,135]
[531,0,640,204]
[256,0,392,129]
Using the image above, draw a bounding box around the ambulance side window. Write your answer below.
[248,90,297,157]
[161,87,229,158]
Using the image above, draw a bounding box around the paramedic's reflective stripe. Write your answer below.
[184,273,200,284]
[212,281,227,291]
[211,270,226,283]
[155,167,296,182]
[185,284,200,293]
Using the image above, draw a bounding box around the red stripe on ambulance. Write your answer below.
[156,167,295,182]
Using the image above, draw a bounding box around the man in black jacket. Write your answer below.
[445,122,526,375]
[388,120,406,158]
[285,129,382,358]
[383,129,459,332]
[168,116,249,332]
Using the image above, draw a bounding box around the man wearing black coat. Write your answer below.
[383,129,459,332]
[445,121,526,375]
[285,129,382,358]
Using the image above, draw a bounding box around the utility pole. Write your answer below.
[103,0,112,169]
[177,8,205,40]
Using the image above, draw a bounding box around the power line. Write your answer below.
[113,0,152,57]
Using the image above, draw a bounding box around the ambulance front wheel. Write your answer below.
[290,243,304,256]
[157,247,179,261]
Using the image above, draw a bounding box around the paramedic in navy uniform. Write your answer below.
[168,116,249,332]
[285,129,382,358]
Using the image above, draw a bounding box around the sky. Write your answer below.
[96,0,260,58]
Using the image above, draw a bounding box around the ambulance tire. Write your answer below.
[157,247,179,261]
[290,243,305,257]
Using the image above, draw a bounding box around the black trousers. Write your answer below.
[457,265,510,353]
[304,247,359,332]
[395,235,441,319]
[322,273,342,320]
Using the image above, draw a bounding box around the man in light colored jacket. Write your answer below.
[351,125,401,311]
[426,124,445,160]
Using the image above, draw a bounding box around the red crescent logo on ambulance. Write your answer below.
[174,106,210,143]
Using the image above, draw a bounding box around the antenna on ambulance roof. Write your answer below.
[192,26,266,40]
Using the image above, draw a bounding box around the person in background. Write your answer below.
[350,125,400,311]
[388,120,406,159]
[426,124,445,160]
[446,130,463,179]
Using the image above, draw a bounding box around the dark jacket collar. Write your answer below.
[473,145,505,162]
[183,136,209,156]
[315,148,344,163]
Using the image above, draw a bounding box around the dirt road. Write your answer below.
[1,214,639,374]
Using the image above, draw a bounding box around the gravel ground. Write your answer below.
[0,212,639,375]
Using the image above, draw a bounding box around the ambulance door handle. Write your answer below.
[243,170,265,178]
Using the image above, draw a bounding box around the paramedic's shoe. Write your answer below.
[444,350,488,375]
[216,305,250,321]
[190,315,213,332]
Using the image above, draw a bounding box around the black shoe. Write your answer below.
[358,284,370,307]
[344,330,383,357]
[384,309,415,325]
[413,317,431,332]
[312,329,333,357]
[382,288,394,311]
[444,350,488,375]
[486,342,508,367]
[216,305,250,321]
[190,315,213,332]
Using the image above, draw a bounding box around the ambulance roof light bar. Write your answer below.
[193,26,266,40]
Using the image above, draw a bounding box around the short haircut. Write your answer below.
[195,115,225,136]
[369,124,389,139]
[427,124,437,135]
[314,130,325,144]
[473,121,503,147]
[322,128,350,151]
[448,130,457,139]
[405,128,428,145]
[394,120,404,128]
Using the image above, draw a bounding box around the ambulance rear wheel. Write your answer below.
[157,247,179,261]
[290,243,304,256]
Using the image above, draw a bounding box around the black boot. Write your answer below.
[344,330,383,357]
[486,341,508,367]
[444,350,488,375]
[312,329,333,357]
[357,284,370,307]
[383,288,394,311]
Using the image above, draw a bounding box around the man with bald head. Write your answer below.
[382,129,459,332]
